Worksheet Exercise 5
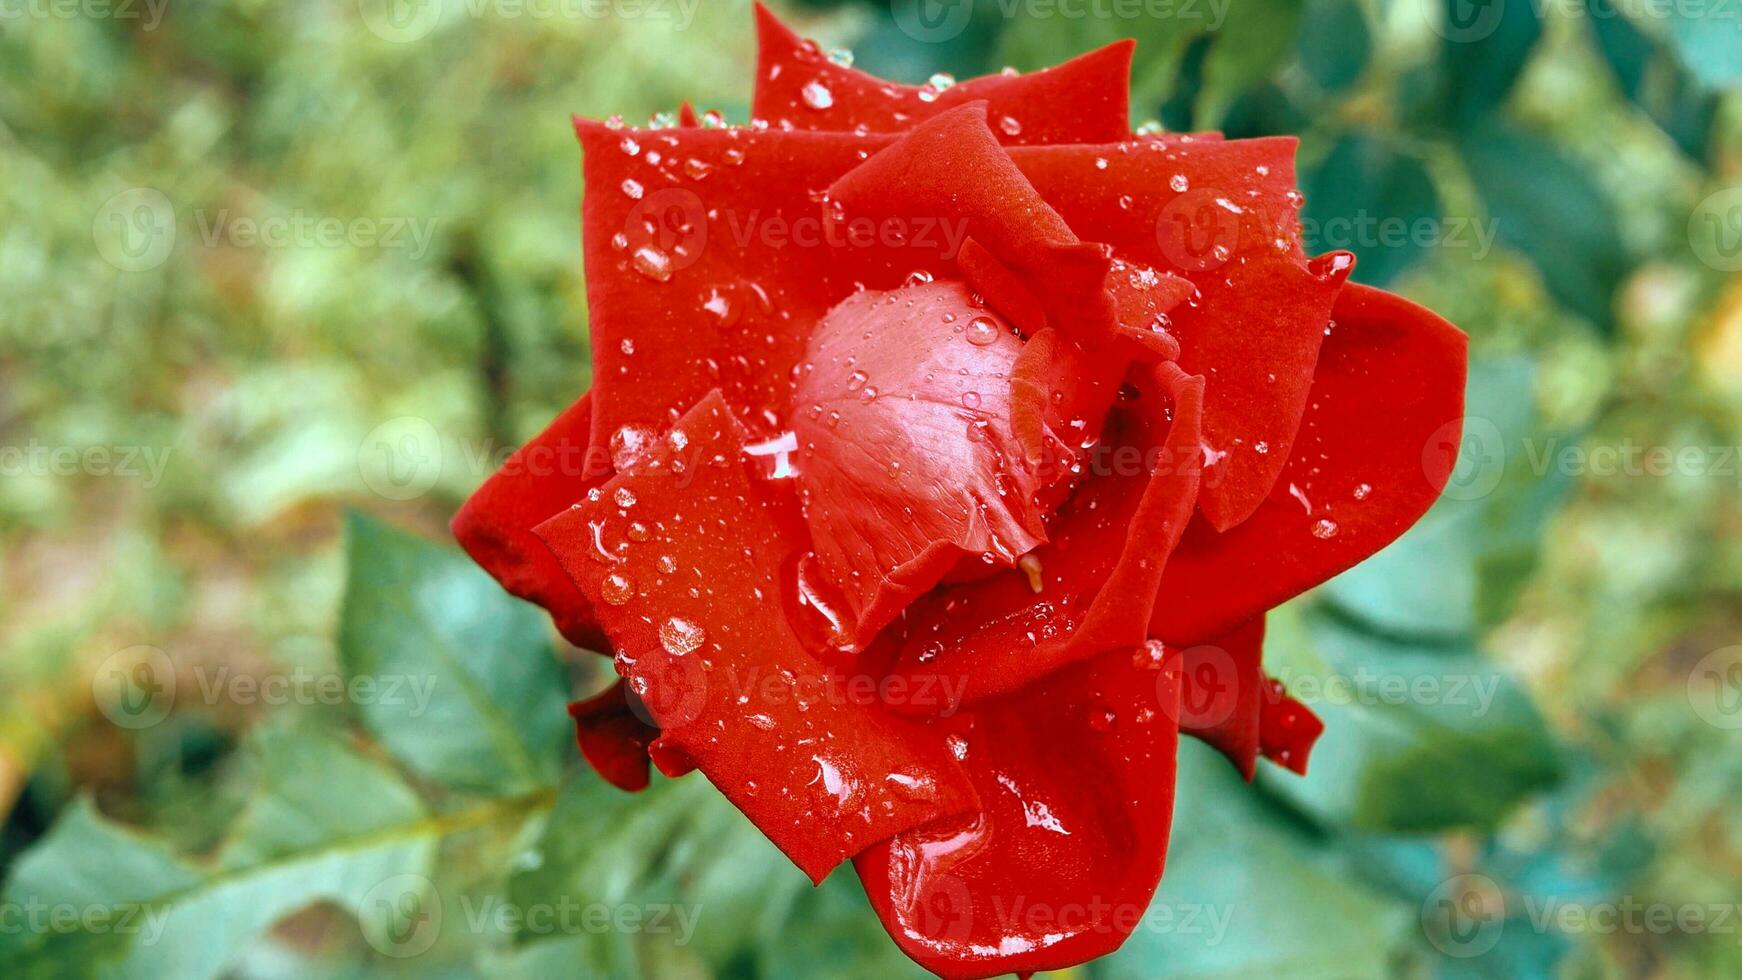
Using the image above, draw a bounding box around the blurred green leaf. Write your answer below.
[1092,740,1410,979]
[1590,11,1718,162]
[1459,123,1628,331]
[1262,608,1561,834]
[1303,133,1440,285]
[1297,0,1371,94]
[1440,0,1543,128]
[0,727,444,979]
[1195,0,1305,127]
[338,512,569,795]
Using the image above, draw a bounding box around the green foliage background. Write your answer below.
[2,0,1740,976]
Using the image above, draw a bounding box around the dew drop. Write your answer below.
[1169,174,1189,192]
[961,391,981,409]
[631,245,673,282]
[1311,518,1339,540]
[620,178,644,200]
[600,572,634,605]
[1353,483,1372,500]
[965,316,999,347]
[945,734,969,761]
[614,486,637,508]
[659,617,705,656]
[801,80,834,110]
[998,115,1023,136]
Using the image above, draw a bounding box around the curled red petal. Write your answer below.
[874,360,1203,711]
[1007,137,1348,530]
[451,391,613,651]
[854,643,1183,979]
[1151,283,1469,645]
[568,681,658,792]
[752,2,1131,145]
[791,280,1047,648]
[827,103,1116,343]
[535,391,978,883]
[1173,615,1321,779]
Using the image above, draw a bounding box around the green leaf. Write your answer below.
[1195,0,1305,127]
[1092,740,1410,979]
[1297,0,1371,94]
[1459,123,1628,332]
[0,727,470,979]
[1439,0,1543,127]
[1260,608,1561,834]
[995,2,1205,117]
[338,511,569,795]
[1303,133,1440,285]
[1590,12,1719,162]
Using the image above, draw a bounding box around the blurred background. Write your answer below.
[2,0,1740,976]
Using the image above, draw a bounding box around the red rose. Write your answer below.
[453,6,1466,977]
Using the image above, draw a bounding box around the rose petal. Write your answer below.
[854,643,1182,979]
[752,2,1131,145]
[791,280,1048,648]
[1008,137,1350,530]
[1174,616,1322,779]
[451,391,613,650]
[535,391,978,883]
[1150,283,1469,645]
[568,681,659,792]
[874,360,1203,712]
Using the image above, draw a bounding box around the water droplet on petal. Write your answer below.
[659,617,705,656]
[998,115,1022,136]
[1169,174,1189,192]
[1311,518,1339,539]
[631,245,673,282]
[600,572,634,605]
[801,80,834,110]
[965,316,999,347]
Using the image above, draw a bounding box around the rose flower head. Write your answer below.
[453,6,1467,977]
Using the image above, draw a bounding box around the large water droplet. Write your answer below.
[965,316,999,347]
[659,617,705,656]
[600,571,634,605]
[801,80,834,110]
[1310,518,1339,539]
[631,245,673,282]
